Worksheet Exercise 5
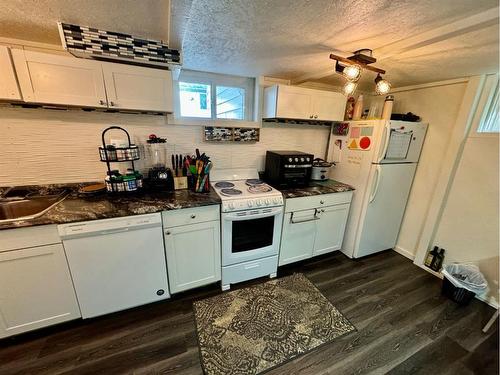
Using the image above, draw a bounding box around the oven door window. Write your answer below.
[232,216,274,253]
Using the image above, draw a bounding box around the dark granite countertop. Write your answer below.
[0,183,220,230]
[278,180,355,199]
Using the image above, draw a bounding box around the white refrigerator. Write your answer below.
[327,120,428,258]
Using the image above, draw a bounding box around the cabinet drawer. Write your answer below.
[0,225,60,253]
[162,205,220,228]
[285,191,352,213]
[222,256,278,285]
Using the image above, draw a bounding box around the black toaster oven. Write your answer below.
[264,151,313,188]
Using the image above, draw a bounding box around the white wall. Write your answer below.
[433,135,499,305]
[373,82,468,258]
[0,106,330,186]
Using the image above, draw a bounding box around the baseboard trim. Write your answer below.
[475,293,499,309]
[393,246,415,260]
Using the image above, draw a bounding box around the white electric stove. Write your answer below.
[211,169,284,291]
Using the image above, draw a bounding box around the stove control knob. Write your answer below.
[288,157,293,162]
[247,201,253,207]
[228,202,235,210]
[265,198,270,205]
[294,157,299,162]
[256,199,262,206]
[300,157,304,162]
[306,157,310,162]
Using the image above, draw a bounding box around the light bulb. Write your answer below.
[374,74,391,95]
[343,81,357,96]
[343,64,361,82]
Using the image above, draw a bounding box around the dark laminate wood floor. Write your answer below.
[0,251,498,374]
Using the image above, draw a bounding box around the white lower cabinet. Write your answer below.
[313,204,350,255]
[163,206,221,294]
[280,210,317,265]
[279,192,352,266]
[0,243,81,338]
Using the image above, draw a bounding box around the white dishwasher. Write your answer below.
[58,213,169,318]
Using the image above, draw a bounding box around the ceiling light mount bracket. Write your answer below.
[329,53,385,75]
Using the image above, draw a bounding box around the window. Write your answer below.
[216,86,245,120]
[175,70,254,121]
[179,82,211,118]
[477,75,499,133]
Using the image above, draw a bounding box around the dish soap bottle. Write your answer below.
[424,246,439,268]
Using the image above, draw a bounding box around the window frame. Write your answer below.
[173,70,255,123]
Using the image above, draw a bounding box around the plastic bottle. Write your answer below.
[381,95,394,120]
[352,94,363,120]
[431,248,445,272]
[345,96,355,120]
[425,246,439,268]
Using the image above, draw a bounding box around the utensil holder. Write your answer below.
[190,173,210,193]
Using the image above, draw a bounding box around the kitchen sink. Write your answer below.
[0,189,68,223]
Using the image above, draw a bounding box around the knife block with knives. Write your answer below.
[171,153,188,190]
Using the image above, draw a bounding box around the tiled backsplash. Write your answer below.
[0,107,330,186]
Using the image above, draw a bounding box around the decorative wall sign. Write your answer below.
[204,126,260,143]
[57,22,181,68]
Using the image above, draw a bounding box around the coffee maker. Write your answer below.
[146,135,174,190]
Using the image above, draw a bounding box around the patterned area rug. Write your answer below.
[193,273,356,375]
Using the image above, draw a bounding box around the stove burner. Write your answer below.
[215,181,235,188]
[248,184,272,194]
[220,188,242,196]
[245,179,264,186]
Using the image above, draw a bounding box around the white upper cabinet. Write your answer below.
[102,62,173,112]
[263,84,346,121]
[11,49,108,108]
[311,90,346,121]
[11,49,173,112]
[0,46,22,101]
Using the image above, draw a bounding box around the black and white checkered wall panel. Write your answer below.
[58,22,181,68]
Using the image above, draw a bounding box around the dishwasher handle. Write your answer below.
[58,214,162,239]
[99,227,130,236]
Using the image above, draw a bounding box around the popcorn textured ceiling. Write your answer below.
[0,0,498,87]
[0,0,170,44]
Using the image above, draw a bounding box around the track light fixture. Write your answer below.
[374,74,391,95]
[330,50,391,95]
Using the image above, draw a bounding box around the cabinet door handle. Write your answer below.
[110,101,116,106]
[165,231,171,235]
[99,99,106,105]
[309,115,313,119]
[314,115,318,119]
[320,200,325,204]
[190,214,196,219]
[244,263,260,270]
[290,209,320,223]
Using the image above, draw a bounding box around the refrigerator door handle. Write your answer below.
[369,165,382,203]
[378,122,391,162]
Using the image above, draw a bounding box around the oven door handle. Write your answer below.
[290,209,319,224]
[224,209,282,221]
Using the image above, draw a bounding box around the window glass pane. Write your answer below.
[478,77,499,133]
[179,82,211,118]
[216,86,245,120]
